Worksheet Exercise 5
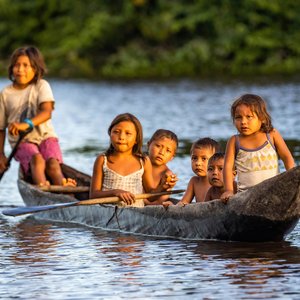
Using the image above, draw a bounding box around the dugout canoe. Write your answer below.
[17,164,300,242]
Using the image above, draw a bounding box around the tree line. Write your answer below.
[0,0,299,79]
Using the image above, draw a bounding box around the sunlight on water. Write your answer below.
[0,78,300,299]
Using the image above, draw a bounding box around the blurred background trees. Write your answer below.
[0,0,299,79]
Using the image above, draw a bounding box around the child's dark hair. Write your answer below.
[147,129,178,152]
[231,94,273,133]
[106,113,144,159]
[8,46,47,83]
[190,137,221,154]
[208,152,225,165]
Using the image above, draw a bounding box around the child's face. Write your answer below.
[110,121,137,153]
[234,104,262,136]
[191,147,215,177]
[207,158,224,187]
[13,55,35,88]
[148,137,176,166]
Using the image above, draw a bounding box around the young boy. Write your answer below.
[205,152,237,201]
[144,129,178,205]
[164,137,220,207]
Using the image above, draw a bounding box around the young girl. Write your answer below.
[89,113,171,207]
[221,94,295,201]
[144,129,178,205]
[0,46,75,186]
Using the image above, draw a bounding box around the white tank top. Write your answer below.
[102,155,145,207]
[235,133,279,192]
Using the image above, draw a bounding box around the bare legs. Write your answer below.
[30,154,76,186]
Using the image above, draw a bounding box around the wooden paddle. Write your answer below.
[38,185,90,193]
[0,128,32,182]
[2,189,185,217]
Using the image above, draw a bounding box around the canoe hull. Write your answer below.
[17,165,300,242]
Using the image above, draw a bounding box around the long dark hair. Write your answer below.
[231,94,273,133]
[8,46,47,83]
[105,113,144,159]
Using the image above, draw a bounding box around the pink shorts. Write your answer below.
[14,137,63,175]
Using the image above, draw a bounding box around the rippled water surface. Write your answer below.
[1,78,300,299]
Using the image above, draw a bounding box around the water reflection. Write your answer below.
[8,218,58,266]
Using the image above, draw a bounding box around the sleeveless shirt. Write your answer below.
[102,155,145,207]
[235,133,279,192]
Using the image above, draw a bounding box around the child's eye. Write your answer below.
[208,167,213,171]
[218,167,223,171]
[247,115,253,120]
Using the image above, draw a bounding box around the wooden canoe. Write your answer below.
[17,164,300,242]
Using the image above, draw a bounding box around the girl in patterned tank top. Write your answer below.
[90,113,175,207]
[221,94,295,202]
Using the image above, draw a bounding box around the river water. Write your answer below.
[1,78,300,299]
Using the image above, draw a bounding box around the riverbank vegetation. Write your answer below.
[0,0,299,79]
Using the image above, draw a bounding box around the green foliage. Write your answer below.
[0,0,299,79]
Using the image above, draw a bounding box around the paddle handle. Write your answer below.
[39,185,90,193]
[76,189,186,206]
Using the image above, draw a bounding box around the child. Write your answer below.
[221,94,295,202]
[164,137,220,207]
[204,152,237,201]
[144,129,178,206]
[89,113,172,207]
[0,46,75,186]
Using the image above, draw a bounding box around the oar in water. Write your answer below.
[0,128,32,182]
[2,189,185,217]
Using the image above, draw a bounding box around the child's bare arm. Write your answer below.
[9,102,54,136]
[221,136,236,201]
[271,129,295,170]
[177,178,195,206]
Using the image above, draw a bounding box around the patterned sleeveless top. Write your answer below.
[102,155,145,207]
[235,133,279,192]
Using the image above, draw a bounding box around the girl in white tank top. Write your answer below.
[89,113,172,207]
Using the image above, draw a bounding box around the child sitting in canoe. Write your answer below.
[204,152,237,201]
[144,129,178,206]
[164,137,220,207]
[221,94,295,202]
[0,46,76,187]
[89,113,175,207]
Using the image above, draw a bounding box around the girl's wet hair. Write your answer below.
[106,113,144,159]
[231,94,273,133]
[147,129,178,152]
[190,137,221,154]
[8,46,47,83]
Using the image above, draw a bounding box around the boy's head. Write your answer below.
[207,152,225,187]
[190,137,220,177]
[148,129,178,166]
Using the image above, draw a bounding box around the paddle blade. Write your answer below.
[2,201,77,217]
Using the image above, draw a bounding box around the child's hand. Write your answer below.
[163,172,178,190]
[0,153,8,173]
[114,189,135,205]
[162,200,174,208]
[8,122,30,136]
[220,190,234,203]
